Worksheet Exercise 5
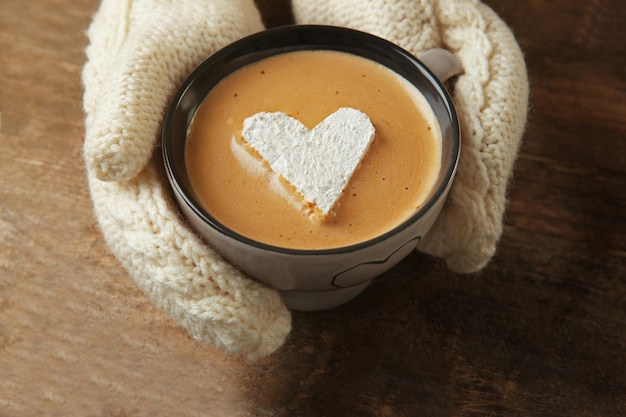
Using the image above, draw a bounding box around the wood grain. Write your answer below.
[1,0,624,416]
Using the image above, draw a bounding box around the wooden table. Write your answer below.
[2,1,624,415]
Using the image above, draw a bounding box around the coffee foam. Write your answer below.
[186,49,442,250]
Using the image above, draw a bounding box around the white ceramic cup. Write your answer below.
[163,25,462,311]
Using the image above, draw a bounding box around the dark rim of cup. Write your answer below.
[162,24,460,256]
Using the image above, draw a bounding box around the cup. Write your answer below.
[162,25,461,311]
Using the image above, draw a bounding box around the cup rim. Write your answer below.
[162,24,460,256]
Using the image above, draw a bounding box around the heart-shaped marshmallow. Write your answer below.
[242,107,376,216]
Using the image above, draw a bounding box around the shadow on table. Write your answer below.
[238,249,625,416]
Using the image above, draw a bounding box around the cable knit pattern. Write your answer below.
[83,0,528,357]
[293,0,529,272]
[83,0,291,359]
[86,162,291,359]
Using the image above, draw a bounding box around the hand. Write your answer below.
[83,0,291,360]
[83,0,529,359]
[293,0,530,273]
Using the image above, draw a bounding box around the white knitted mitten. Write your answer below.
[293,0,530,273]
[83,0,291,359]
[84,0,528,358]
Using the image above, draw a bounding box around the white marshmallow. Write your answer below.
[242,107,376,216]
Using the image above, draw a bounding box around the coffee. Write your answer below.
[185,50,441,250]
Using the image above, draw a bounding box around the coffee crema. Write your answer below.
[185,50,441,250]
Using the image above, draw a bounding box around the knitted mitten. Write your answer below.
[83,0,528,358]
[293,0,530,273]
[82,0,291,360]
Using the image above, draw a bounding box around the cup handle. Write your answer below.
[418,48,464,82]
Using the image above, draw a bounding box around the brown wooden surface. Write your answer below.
[1,0,625,416]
